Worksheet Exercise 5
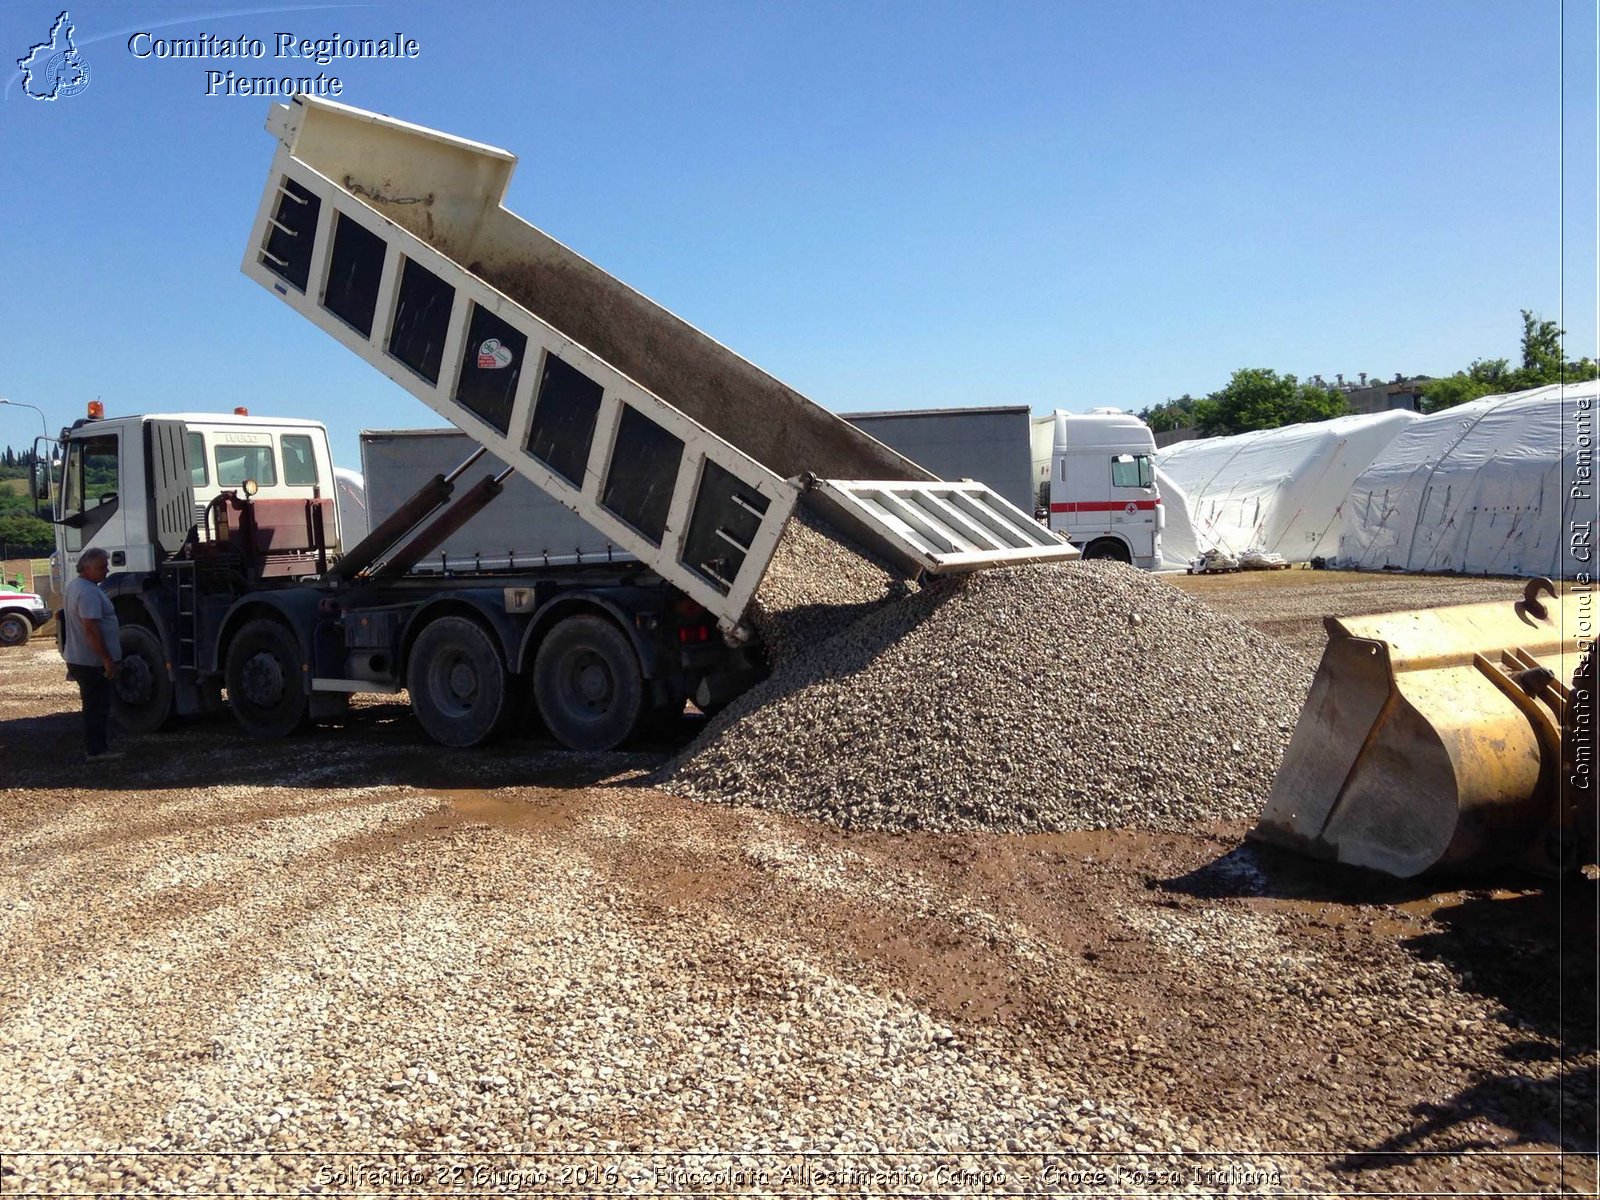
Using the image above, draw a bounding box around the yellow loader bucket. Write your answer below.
[1254,581,1591,878]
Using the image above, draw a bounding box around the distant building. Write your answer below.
[1153,426,1199,449]
[1149,372,1429,446]
[1309,372,1429,415]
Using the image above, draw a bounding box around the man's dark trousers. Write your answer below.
[66,664,111,757]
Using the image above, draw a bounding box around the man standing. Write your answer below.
[63,547,123,762]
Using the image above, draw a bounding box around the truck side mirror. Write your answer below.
[30,436,58,513]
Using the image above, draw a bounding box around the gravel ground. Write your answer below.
[663,561,1315,834]
[1169,568,1544,659]
[0,571,1595,1196]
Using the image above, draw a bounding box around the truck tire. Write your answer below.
[1083,538,1131,564]
[408,616,510,748]
[533,614,644,751]
[112,625,176,733]
[225,617,309,739]
[0,613,30,647]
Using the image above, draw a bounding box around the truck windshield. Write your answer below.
[1111,454,1154,488]
[215,443,278,487]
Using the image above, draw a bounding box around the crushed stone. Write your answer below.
[663,561,1316,833]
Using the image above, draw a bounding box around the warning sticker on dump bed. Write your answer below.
[477,338,513,369]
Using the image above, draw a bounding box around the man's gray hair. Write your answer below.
[76,548,110,574]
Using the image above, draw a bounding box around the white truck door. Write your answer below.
[59,425,132,574]
[1048,450,1105,540]
[1108,452,1159,561]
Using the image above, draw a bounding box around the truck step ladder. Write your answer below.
[170,558,199,674]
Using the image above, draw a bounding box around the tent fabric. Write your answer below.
[1339,381,1597,578]
[1154,410,1418,570]
[1153,466,1201,569]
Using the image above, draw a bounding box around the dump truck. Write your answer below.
[358,428,643,576]
[1253,579,1595,877]
[45,96,1073,752]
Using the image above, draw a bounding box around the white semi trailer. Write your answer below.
[46,97,1072,751]
[842,406,1036,516]
[841,405,1165,568]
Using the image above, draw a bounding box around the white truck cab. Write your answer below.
[1048,409,1163,569]
[54,407,341,580]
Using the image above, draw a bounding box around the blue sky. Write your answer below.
[2,0,1595,469]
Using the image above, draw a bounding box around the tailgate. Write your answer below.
[806,479,1079,575]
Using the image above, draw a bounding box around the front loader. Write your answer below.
[1253,579,1594,878]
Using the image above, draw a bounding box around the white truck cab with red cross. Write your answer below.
[1047,409,1163,569]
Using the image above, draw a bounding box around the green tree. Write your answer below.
[0,446,29,481]
[1198,368,1349,436]
[0,513,53,556]
[1519,309,1565,380]
[1423,310,1600,413]
[1421,357,1512,413]
[1138,394,1199,434]
[1517,310,1599,388]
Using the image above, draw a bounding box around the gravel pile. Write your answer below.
[662,561,1317,833]
[745,508,906,666]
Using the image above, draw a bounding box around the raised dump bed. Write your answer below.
[243,97,1073,634]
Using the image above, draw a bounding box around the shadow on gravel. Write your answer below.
[1329,1060,1597,1169]
[3,701,691,794]
[1162,846,1599,1165]
[1347,883,1599,1161]
[1403,883,1598,1052]
[1155,840,1446,906]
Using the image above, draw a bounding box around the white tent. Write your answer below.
[1155,410,1418,569]
[1339,381,1597,578]
[1153,466,1201,569]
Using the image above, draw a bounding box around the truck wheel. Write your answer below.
[112,625,176,733]
[0,613,30,647]
[1083,538,1131,564]
[408,616,510,748]
[225,617,309,739]
[533,615,644,751]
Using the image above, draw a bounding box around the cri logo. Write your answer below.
[477,339,514,369]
